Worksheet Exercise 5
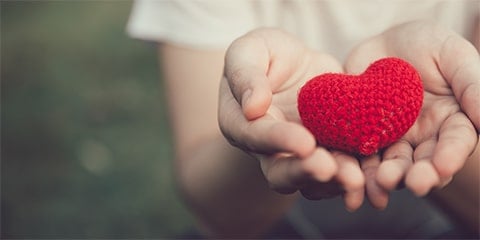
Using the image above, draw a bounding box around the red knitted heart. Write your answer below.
[297,57,423,156]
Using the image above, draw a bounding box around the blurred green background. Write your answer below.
[1,1,194,238]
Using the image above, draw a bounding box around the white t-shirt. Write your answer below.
[127,0,479,61]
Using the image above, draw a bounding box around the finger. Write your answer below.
[376,140,414,190]
[406,161,440,197]
[259,148,338,194]
[245,117,317,157]
[406,139,441,196]
[432,112,478,178]
[303,148,339,182]
[332,152,365,191]
[362,154,389,210]
[226,69,272,120]
[301,152,366,210]
[438,35,480,130]
[343,189,365,212]
[224,36,272,120]
[258,154,301,194]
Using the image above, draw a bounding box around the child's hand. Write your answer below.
[219,28,365,210]
[345,20,479,208]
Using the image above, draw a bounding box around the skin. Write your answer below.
[345,21,480,209]
[159,20,479,237]
[219,28,365,208]
[346,21,480,233]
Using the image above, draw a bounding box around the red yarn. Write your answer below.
[297,57,423,156]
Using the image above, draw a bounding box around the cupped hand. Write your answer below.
[218,28,365,210]
[345,21,479,208]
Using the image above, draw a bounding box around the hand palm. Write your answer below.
[221,28,343,154]
[345,22,479,207]
[220,28,365,210]
[268,52,344,124]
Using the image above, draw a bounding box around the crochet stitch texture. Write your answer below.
[297,57,423,156]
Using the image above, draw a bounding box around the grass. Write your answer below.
[1,1,194,238]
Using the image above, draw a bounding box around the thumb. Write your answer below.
[437,34,480,130]
[225,68,272,120]
[224,33,272,120]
